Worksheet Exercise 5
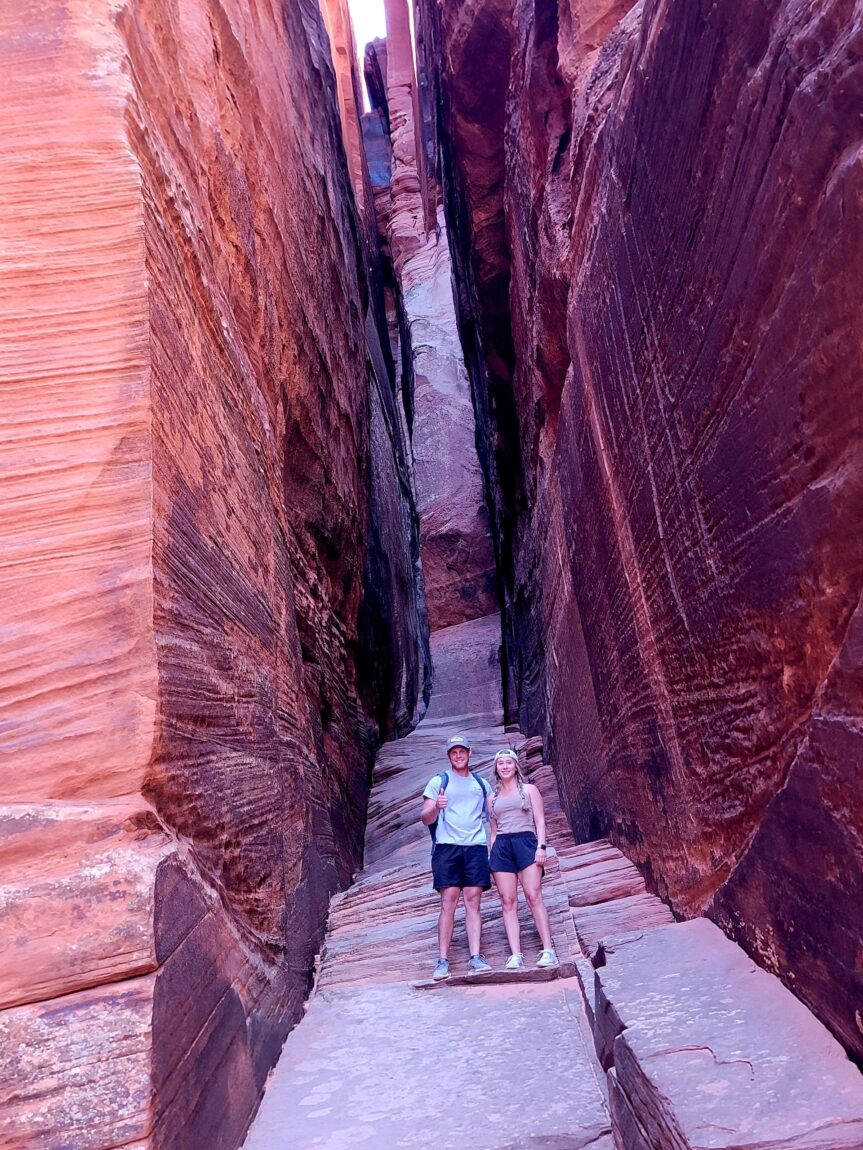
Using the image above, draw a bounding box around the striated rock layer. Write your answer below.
[0,1,427,1147]
[370,0,498,633]
[420,0,863,1060]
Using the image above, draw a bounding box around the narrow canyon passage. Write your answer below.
[244,616,863,1148]
[243,615,612,1149]
[1,0,862,1147]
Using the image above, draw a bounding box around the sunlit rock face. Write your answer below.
[376,0,498,633]
[422,0,863,1060]
[0,1,426,1146]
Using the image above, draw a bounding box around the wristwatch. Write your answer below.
[538,843,547,850]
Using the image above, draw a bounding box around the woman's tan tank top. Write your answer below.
[493,786,535,834]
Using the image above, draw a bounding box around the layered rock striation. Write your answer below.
[0,1,427,1147]
[367,0,498,633]
[419,0,863,1061]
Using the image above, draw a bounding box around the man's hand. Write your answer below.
[435,791,448,811]
[535,847,547,866]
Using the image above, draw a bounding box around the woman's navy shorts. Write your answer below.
[431,843,491,891]
[489,831,539,873]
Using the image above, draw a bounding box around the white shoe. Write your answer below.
[505,953,525,971]
[536,948,559,968]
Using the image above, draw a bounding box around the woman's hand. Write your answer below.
[534,846,547,866]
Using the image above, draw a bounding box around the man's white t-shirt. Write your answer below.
[423,770,491,847]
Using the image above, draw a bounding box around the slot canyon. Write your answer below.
[0,0,861,1148]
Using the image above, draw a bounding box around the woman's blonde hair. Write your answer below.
[491,748,530,815]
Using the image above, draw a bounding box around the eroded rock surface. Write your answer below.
[596,920,863,1149]
[421,0,863,1059]
[0,1,426,1146]
[244,615,863,1150]
[244,614,612,1150]
[372,0,498,632]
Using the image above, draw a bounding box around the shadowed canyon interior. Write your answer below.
[0,0,861,1147]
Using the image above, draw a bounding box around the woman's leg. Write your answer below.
[492,870,521,954]
[519,865,554,950]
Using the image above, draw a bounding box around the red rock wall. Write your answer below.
[0,1,427,1146]
[377,0,498,633]
[423,0,863,1060]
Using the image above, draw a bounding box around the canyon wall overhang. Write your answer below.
[420,0,863,1062]
[0,1,427,1146]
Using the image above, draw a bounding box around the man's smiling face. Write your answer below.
[447,746,470,770]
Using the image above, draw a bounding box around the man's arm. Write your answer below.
[420,796,439,825]
[420,779,447,825]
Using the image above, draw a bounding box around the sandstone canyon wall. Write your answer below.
[368,0,499,632]
[0,1,427,1147]
[419,0,863,1062]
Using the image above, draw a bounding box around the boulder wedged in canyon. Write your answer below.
[0,1,427,1146]
[420,0,863,1060]
[596,919,863,1149]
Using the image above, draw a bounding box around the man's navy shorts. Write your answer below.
[432,843,491,891]
[489,831,539,874]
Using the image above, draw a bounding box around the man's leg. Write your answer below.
[438,887,460,958]
[462,886,483,956]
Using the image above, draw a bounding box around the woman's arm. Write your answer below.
[527,784,547,866]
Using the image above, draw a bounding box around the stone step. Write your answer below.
[573,890,675,961]
[411,960,577,989]
[245,613,863,1150]
[243,981,613,1150]
[593,919,863,1149]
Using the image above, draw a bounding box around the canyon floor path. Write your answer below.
[244,614,863,1149]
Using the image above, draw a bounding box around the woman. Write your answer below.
[488,748,558,970]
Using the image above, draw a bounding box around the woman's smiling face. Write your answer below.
[495,753,517,779]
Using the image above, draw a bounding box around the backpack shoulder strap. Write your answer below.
[471,772,490,820]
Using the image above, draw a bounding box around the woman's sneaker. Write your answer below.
[467,954,492,975]
[536,948,559,968]
[504,953,526,971]
[432,958,450,981]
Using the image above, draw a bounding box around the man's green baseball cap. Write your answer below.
[446,734,472,752]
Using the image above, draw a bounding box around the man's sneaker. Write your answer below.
[432,958,450,981]
[504,953,526,971]
[536,948,559,968]
[467,954,493,975]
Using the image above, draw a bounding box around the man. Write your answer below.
[420,734,493,980]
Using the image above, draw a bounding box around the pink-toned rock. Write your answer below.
[0,978,154,1150]
[422,0,863,1059]
[0,802,170,1011]
[377,0,497,632]
[594,919,863,1148]
[0,0,426,1145]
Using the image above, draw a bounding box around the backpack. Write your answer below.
[428,771,490,846]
